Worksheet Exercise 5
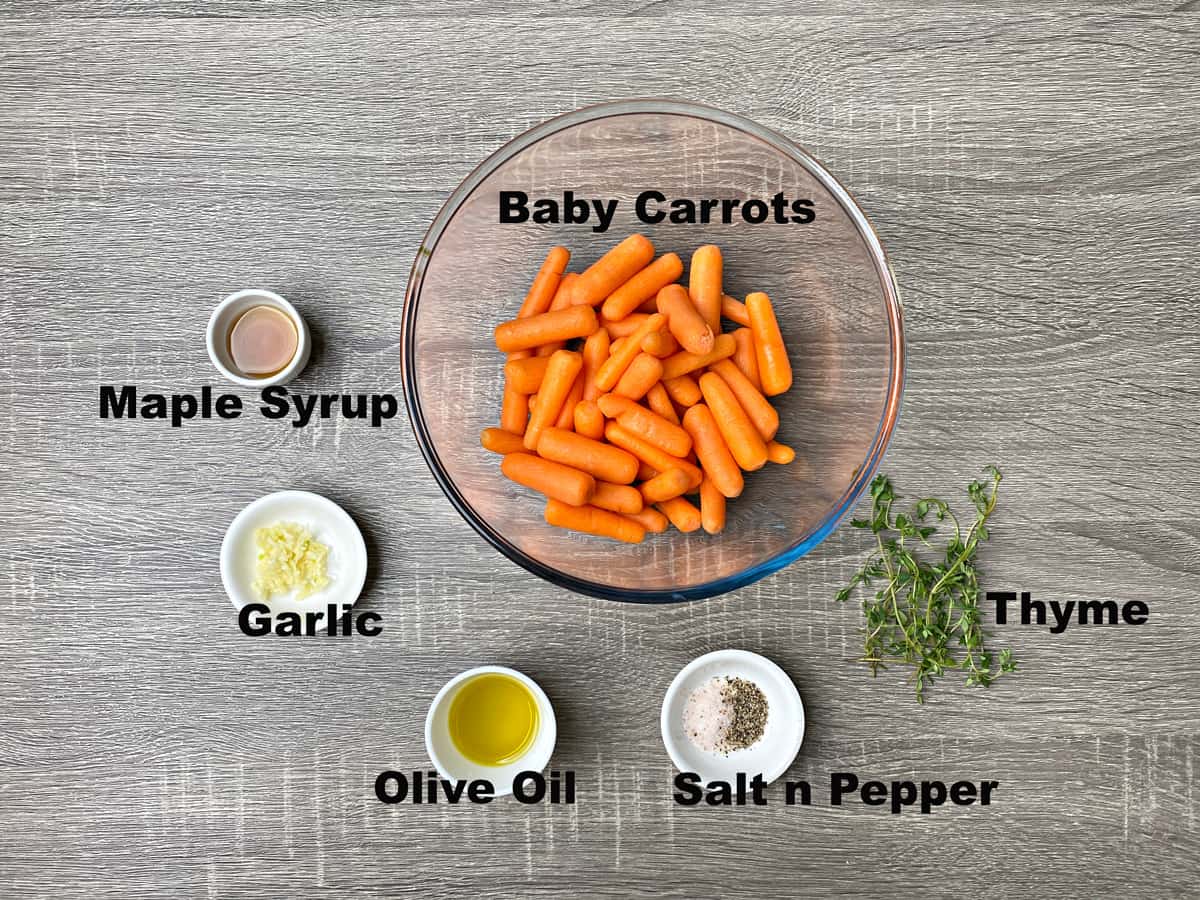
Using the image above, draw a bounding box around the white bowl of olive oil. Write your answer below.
[425,666,557,797]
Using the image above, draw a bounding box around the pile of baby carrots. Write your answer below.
[480,234,795,544]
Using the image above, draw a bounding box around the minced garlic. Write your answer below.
[252,522,331,600]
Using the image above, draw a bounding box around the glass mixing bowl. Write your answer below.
[401,99,903,602]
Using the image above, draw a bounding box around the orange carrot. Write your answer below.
[496,306,597,354]
[501,452,594,507]
[555,372,585,430]
[500,383,528,435]
[637,461,657,482]
[709,359,779,441]
[613,352,664,401]
[534,272,580,356]
[590,481,644,515]
[635,296,659,314]
[594,312,665,392]
[657,496,702,533]
[681,404,744,498]
[574,400,606,440]
[645,382,680,425]
[517,247,570,318]
[656,283,713,355]
[536,426,639,484]
[544,499,646,543]
[640,468,691,503]
[597,394,692,458]
[601,252,683,321]
[766,440,796,464]
[604,422,704,489]
[504,356,550,395]
[698,372,768,471]
[609,336,627,357]
[624,506,668,534]
[731,327,762,391]
[689,245,723,331]
[581,328,611,401]
[662,374,702,407]
[700,478,726,535]
[524,350,583,450]
[745,291,792,395]
[602,313,651,338]
[641,329,679,358]
[659,333,736,380]
[571,234,656,307]
[481,427,526,455]
[721,294,750,327]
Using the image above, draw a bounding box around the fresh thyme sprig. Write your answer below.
[835,466,1015,703]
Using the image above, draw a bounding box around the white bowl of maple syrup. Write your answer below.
[206,288,311,388]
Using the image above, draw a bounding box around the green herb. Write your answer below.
[835,466,1016,703]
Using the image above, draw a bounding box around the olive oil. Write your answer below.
[448,673,539,766]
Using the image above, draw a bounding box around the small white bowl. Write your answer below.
[660,649,805,786]
[425,666,557,797]
[206,288,311,388]
[220,490,367,632]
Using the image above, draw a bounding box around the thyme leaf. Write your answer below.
[837,466,1015,703]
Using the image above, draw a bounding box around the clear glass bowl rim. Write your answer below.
[401,98,905,603]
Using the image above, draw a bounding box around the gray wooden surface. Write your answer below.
[3,4,1199,898]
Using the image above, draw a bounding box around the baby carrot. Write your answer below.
[710,359,779,441]
[613,352,664,401]
[657,496,702,533]
[536,426,639,484]
[698,372,768,471]
[604,422,703,489]
[640,468,691,504]
[535,273,580,356]
[662,374,702,407]
[656,283,713,355]
[601,252,683,321]
[574,399,606,440]
[502,452,595,507]
[571,234,656,307]
[731,327,762,391]
[504,356,550,395]
[700,478,726,535]
[496,305,597,354]
[689,245,723,331]
[721,294,750,327]
[681,404,744,498]
[609,336,627,357]
[598,394,692,458]
[641,329,679,358]
[594,313,665,392]
[591,481,644,515]
[555,372,585,430]
[766,440,796,464]
[660,333,736,380]
[637,461,657,482]
[517,247,570,318]
[645,382,680,425]
[500,383,528,435]
[602,313,652,338]
[544,498,646,544]
[581,327,611,401]
[524,349,583,450]
[746,291,792,396]
[481,427,527,455]
[624,506,669,534]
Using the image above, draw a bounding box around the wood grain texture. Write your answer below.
[2,5,1199,898]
